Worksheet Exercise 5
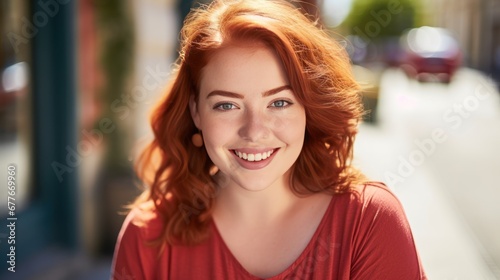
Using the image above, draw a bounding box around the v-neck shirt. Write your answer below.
[112,182,426,279]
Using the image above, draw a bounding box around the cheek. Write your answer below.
[200,115,234,150]
[272,110,306,140]
[202,129,228,167]
[272,117,287,132]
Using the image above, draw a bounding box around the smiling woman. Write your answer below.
[111,0,426,279]
[189,43,306,192]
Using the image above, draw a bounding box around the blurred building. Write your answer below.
[428,0,500,77]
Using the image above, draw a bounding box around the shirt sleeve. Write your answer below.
[111,208,165,280]
[350,183,427,280]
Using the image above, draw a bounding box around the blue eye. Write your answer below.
[270,100,291,108]
[214,103,237,111]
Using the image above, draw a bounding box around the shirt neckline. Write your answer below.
[210,195,335,279]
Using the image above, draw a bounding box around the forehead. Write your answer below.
[199,42,289,95]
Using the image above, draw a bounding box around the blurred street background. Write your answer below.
[0,0,499,279]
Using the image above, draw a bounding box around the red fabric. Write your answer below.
[111,182,426,279]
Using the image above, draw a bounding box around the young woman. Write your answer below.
[112,0,426,279]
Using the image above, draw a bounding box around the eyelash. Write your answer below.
[213,99,293,111]
[270,99,293,109]
[213,102,239,111]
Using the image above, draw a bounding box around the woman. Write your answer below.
[112,0,426,279]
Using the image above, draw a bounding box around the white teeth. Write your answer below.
[234,149,274,162]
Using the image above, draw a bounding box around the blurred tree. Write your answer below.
[341,0,425,124]
[94,0,134,174]
[92,0,137,254]
[342,0,425,41]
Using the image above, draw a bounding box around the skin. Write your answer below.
[189,41,332,278]
[190,42,306,193]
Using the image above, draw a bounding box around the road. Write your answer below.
[354,68,500,279]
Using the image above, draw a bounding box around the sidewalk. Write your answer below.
[354,123,498,280]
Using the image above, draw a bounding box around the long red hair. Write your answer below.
[134,0,365,246]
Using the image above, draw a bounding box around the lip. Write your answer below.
[232,147,275,154]
[230,148,279,170]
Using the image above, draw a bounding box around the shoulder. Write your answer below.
[342,181,411,233]
[119,201,165,243]
[350,181,405,212]
[340,182,427,279]
[328,181,412,238]
[111,202,167,279]
[331,181,405,214]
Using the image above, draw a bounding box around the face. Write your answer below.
[189,43,306,192]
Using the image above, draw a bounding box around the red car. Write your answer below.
[399,26,462,83]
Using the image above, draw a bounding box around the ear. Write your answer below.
[189,95,201,129]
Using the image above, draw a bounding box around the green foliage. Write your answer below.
[94,0,135,173]
[343,0,425,41]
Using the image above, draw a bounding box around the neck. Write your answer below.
[213,173,302,225]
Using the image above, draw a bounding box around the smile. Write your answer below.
[233,149,275,162]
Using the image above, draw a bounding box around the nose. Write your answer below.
[238,109,270,142]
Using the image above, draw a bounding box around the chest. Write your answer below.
[230,225,316,277]
[212,199,333,278]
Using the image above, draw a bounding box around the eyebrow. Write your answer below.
[206,85,291,99]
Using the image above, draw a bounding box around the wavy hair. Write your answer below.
[134,0,365,246]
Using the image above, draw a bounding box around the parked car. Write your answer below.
[399,26,462,83]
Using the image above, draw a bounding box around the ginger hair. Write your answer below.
[134,0,365,246]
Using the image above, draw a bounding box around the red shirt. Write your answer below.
[112,182,426,279]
